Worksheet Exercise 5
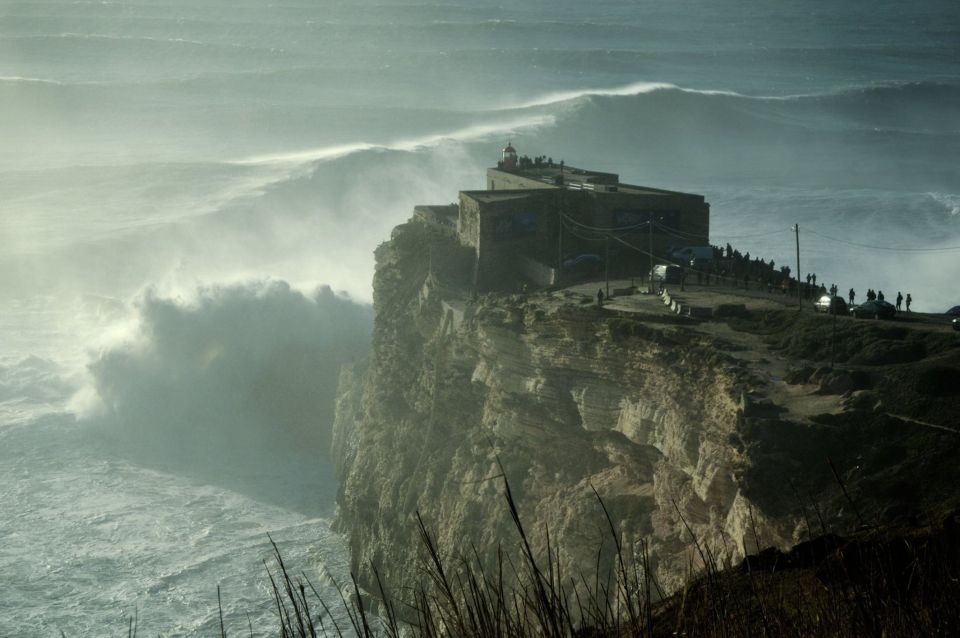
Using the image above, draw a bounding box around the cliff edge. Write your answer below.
[332,219,960,600]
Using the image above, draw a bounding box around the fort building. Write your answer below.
[417,144,710,291]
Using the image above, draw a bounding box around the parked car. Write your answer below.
[946,305,960,316]
[849,299,896,319]
[814,294,848,315]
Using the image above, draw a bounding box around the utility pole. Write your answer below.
[556,210,563,287]
[830,308,837,369]
[794,223,802,311]
[648,218,654,293]
[605,234,610,299]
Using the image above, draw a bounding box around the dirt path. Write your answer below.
[547,280,847,423]
[692,318,846,420]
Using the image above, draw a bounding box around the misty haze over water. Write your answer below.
[0,0,958,633]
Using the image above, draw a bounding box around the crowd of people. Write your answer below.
[670,243,914,313]
[842,288,914,311]
[809,282,913,311]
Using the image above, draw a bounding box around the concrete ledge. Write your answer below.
[662,287,703,316]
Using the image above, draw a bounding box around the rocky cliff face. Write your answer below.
[332,220,960,600]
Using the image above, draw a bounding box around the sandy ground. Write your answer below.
[547,279,955,424]
[563,279,955,333]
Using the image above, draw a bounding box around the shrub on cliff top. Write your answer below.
[727,309,956,365]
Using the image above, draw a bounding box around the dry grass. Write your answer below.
[254,463,960,637]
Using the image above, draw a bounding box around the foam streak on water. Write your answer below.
[0,416,349,635]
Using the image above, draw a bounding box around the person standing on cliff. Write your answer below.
[597,288,605,307]
[906,293,912,312]
[896,291,903,311]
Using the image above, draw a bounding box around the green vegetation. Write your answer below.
[726,309,957,365]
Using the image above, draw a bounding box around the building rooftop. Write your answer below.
[461,190,541,204]
[490,158,704,200]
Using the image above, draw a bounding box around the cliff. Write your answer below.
[332,219,960,602]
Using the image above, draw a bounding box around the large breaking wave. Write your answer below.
[82,282,371,485]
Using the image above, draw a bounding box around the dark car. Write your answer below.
[954,318,960,332]
[850,299,897,319]
[814,294,848,315]
[947,305,960,316]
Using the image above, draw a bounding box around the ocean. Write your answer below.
[1,0,958,634]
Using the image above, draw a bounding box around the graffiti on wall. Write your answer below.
[493,211,538,239]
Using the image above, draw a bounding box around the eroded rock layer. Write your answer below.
[332,220,960,600]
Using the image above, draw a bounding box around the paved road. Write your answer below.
[561,279,957,334]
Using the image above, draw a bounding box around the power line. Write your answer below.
[709,228,791,240]
[647,218,782,242]
[561,215,651,233]
[804,228,960,253]
[651,220,710,241]
[561,220,608,243]
[562,209,955,253]
[560,216,617,239]
[656,223,708,243]
[608,233,689,269]
[560,216,651,243]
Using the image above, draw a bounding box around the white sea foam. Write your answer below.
[929,192,960,217]
[501,79,944,111]
[504,81,753,110]
[0,75,64,85]
[82,281,371,465]
[233,114,554,167]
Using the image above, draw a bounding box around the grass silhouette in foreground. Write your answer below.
[63,465,960,637]
[257,460,960,638]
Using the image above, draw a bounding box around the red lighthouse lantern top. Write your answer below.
[501,142,518,170]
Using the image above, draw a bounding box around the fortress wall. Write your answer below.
[457,195,482,248]
[471,191,560,290]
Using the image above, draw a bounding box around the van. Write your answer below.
[669,245,713,267]
[650,264,683,284]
